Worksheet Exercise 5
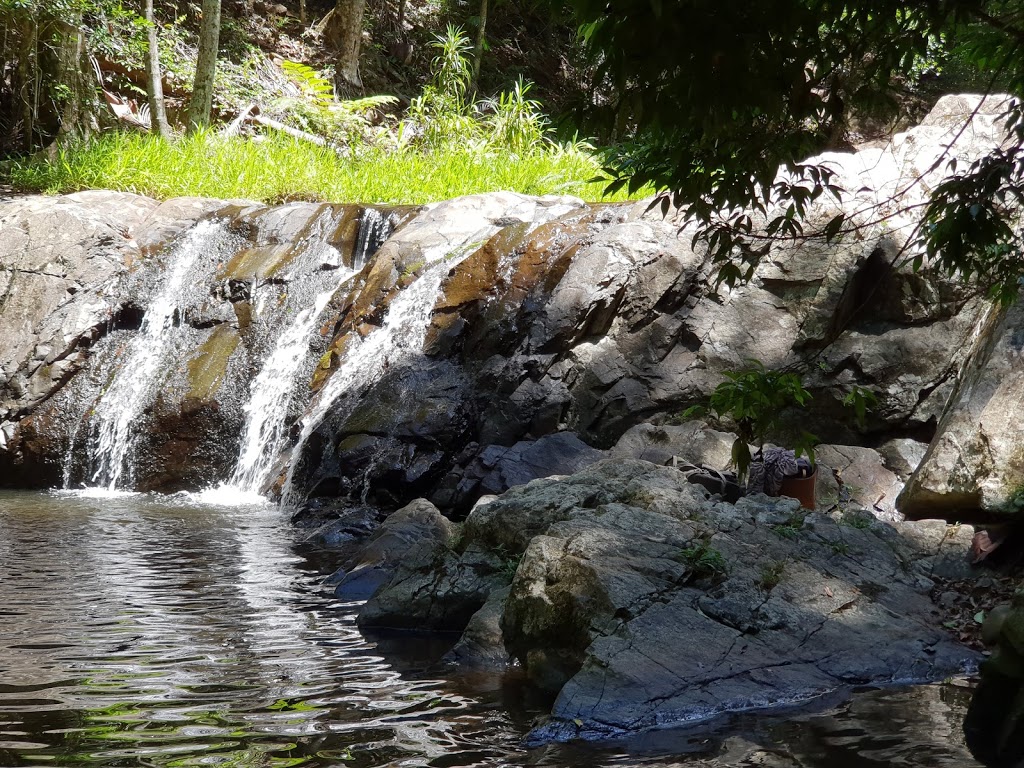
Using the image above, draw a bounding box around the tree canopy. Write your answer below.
[565,0,1024,302]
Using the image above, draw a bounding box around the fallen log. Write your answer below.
[251,114,329,147]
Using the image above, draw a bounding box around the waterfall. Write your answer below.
[209,205,393,498]
[281,245,474,502]
[86,221,226,490]
[70,205,406,498]
[227,274,352,494]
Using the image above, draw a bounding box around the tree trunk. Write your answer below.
[334,0,366,89]
[17,16,37,151]
[144,0,171,138]
[188,0,221,133]
[55,15,101,142]
[470,0,488,95]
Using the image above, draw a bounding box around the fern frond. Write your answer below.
[281,60,335,109]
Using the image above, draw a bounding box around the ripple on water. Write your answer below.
[0,490,986,768]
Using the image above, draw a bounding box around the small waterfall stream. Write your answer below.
[228,279,349,494]
[214,207,394,498]
[86,221,227,490]
[353,208,389,269]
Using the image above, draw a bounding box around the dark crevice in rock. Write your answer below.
[805,248,894,351]
[0,265,68,279]
[111,303,145,332]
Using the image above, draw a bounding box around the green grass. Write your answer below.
[675,541,729,580]
[757,560,786,592]
[6,130,650,204]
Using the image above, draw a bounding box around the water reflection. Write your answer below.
[0,490,987,767]
[0,491,502,767]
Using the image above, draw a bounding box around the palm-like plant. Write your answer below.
[689,360,815,484]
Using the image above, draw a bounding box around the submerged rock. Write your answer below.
[333,497,454,603]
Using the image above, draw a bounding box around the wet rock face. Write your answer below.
[0,194,395,490]
[0,191,154,425]
[300,359,476,504]
[346,459,979,739]
[287,192,591,502]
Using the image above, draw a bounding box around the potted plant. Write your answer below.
[686,360,818,506]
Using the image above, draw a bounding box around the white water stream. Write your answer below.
[353,208,388,269]
[214,207,394,499]
[87,221,223,490]
[227,278,351,494]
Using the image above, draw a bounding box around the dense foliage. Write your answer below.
[8,27,638,203]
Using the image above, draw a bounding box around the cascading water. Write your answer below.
[67,204,403,497]
[209,206,396,499]
[227,277,351,494]
[86,221,228,490]
[281,245,475,502]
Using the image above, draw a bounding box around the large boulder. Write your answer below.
[900,300,1024,518]
[285,95,1011,510]
[431,432,607,513]
[333,497,454,602]
[814,444,904,521]
[355,459,979,741]
[610,421,736,468]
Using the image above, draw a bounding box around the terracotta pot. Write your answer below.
[779,466,817,510]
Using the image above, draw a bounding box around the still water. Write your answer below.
[0,490,984,767]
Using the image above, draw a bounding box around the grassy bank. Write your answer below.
[5,131,646,205]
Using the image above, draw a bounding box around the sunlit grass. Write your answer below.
[6,130,651,204]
